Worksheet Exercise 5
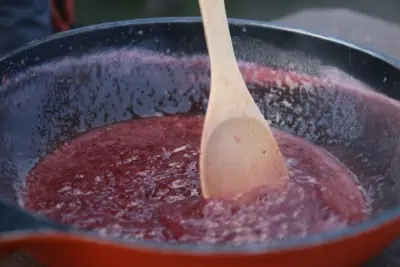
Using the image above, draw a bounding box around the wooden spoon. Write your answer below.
[199,0,289,199]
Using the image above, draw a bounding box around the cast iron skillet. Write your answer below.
[1,17,400,267]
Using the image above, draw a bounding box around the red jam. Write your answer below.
[22,115,368,245]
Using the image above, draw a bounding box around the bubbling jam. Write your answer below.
[22,115,368,245]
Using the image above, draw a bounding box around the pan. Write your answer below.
[1,17,400,267]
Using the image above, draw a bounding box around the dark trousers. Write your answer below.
[0,0,51,55]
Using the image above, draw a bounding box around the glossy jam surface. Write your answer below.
[22,115,368,245]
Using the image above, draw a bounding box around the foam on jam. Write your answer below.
[22,115,369,245]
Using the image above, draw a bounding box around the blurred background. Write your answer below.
[72,0,400,60]
[76,0,399,25]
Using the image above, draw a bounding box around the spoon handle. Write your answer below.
[198,0,241,79]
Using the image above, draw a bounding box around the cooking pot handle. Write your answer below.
[0,199,68,234]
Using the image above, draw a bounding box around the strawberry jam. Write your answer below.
[22,115,368,245]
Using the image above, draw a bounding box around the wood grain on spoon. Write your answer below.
[198,0,289,199]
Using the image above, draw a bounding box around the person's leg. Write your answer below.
[0,0,51,55]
